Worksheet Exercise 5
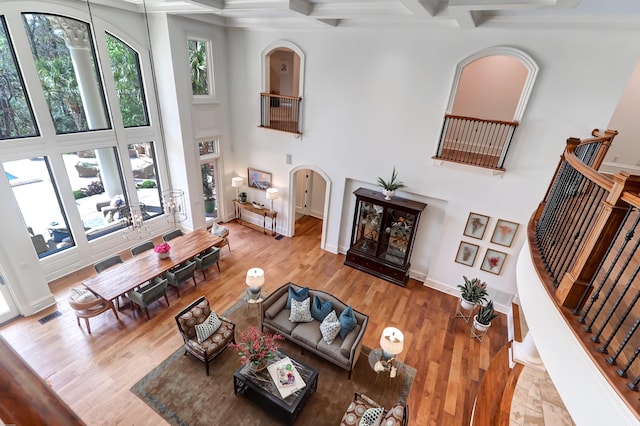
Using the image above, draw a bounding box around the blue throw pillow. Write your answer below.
[338,306,357,340]
[286,286,309,309]
[311,295,332,321]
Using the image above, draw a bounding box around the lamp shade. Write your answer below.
[246,267,265,288]
[232,177,244,188]
[380,327,404,356]
[266,187,279,200]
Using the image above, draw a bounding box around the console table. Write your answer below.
[234,200,277,236]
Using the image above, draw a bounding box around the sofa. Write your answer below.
[340,393,408,426]
[260,282,368,378]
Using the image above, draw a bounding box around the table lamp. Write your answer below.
[380,327,404,359]
[246,267,265,303]
[232,177,244,200]
[266,187,279,212]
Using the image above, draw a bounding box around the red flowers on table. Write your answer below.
[230,326,284,369]
[154,243,171,254]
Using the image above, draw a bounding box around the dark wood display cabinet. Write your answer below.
[345,187,427,287]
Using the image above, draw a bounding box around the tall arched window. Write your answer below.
[260,40,305,135]
[434,46,539,171]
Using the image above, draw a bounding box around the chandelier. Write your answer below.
[163,189,187,223]
[121,203,150,240]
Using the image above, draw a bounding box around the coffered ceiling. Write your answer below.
[96,0,640,30]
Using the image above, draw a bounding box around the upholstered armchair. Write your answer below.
[165,260,197,297]
[126,278,169,320]
[194,247,220,280]
[340,393,408,426]
[162,229,184,242]
[175,296,235,375]
[130,240,154,257]
[68,287,119,334]
[93,255,123,273]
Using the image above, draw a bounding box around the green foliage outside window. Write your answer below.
[188,39,209,95]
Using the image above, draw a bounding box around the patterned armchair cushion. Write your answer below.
[186,321,234,358]
[340,394,381,426]
[381,404,405,426]
[178,298,211,340]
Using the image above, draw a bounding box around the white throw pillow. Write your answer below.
[319,310,341,344]
[195,311,222,343]
[359,407,384,426]
[70,287,98,303]
[211,222,228,237]
[289,297,313,323]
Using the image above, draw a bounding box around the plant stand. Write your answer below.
[455,298,476,323]
[470,316,490,342]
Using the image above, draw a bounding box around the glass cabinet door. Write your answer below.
[378,209,416,266]
[352,201,383,255]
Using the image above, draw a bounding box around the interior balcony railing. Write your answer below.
[529,128,640,417]
[259,93,302,135]
[433,114,518,171]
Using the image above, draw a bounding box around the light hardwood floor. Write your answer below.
[0,216,508,425]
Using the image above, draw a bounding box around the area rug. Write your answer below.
[131,298,415,425]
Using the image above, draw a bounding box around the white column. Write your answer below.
[52,17,108,130]
[512,332,546,372]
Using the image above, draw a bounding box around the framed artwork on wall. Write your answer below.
[480,249,507,275]
[491,219,519,247]
[455,241,480,267]
[247,168,272,190]
[463,212,490,240]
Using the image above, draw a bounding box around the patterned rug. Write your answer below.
[131,297,415,425]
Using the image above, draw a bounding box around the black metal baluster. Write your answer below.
[607,314,640,364]
[618,345,640,380]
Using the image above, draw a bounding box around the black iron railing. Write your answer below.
[529,129,640,415]
[434,114,518,170]
[260,93,302,135]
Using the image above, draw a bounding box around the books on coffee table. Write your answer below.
[267,357,306,398]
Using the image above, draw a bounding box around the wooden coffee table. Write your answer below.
[233,351,318,425]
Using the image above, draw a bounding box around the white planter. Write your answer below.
[382,189,395,200]
[460,297,476,311]
[473,315,491,332]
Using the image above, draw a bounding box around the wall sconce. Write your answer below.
[266,187,279,212]
[162,189,187,223]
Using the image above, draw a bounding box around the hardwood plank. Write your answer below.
[0,216,509,425]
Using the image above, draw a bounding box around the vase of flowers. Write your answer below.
[230,326,283,371]
[154,242,171,259]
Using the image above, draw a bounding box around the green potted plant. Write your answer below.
[457,276,488,310]
[201,165,215,214]
[473,300,499,332]
[238,191,248,203]
[377,166,406,200]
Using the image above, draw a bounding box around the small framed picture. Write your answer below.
[247,168,272,190]
[491,219,519,247]
[455,241,480,267]
[463,212,490,240]
[480,249,507,275]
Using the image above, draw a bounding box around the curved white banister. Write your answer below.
[516,240,637,425]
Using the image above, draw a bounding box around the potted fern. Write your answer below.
[473,300,499,332]
[377,166,406,200]
[457,276,488,310]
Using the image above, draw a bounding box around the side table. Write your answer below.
[234,200,277,236]
[367,348,403,384]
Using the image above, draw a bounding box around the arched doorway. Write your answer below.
[288,165,330,250]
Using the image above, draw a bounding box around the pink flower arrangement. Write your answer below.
[230,326,284,368]
[154,242,171,254]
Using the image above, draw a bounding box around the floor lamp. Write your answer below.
[232,177,244,200]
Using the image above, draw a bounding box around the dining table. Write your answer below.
[82,229,222,304]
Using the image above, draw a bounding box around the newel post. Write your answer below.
[556,172,640,308]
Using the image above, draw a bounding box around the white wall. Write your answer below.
[225,27,638,298]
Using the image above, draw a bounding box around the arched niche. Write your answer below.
[446,46,539,122]
[261,40,305,98]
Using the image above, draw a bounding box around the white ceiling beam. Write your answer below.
[448,6,478,28]
[288,0,313,16]
[448,0,555,11]
[185,0,224,10]
[398,0,439,17]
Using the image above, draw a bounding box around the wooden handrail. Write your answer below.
[259,92,301,101]
[444,113,519,127]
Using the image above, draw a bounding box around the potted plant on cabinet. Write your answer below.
[473,300,499,332]
[457,276,488,310]
[377,166,406,200]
